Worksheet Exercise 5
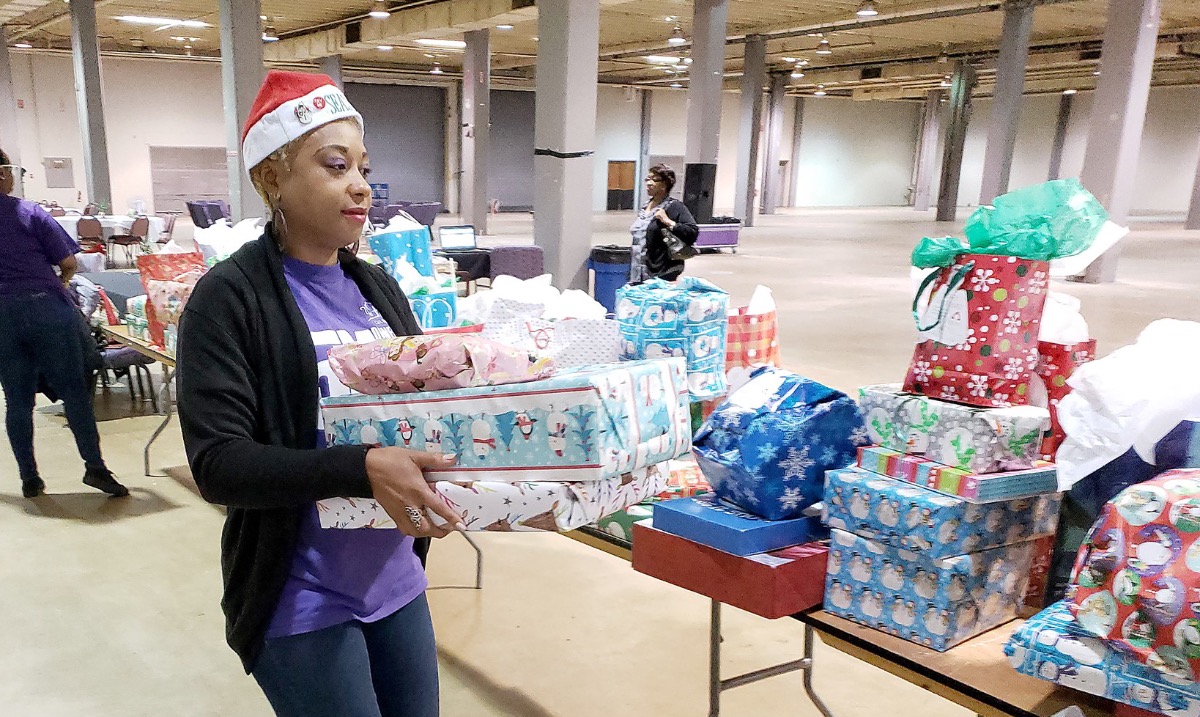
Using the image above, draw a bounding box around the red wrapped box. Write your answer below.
[1036,339,1097,460]
[904,253,1050,408]
[632,522,827,619]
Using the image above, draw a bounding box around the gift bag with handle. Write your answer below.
[699,285,782,421]
[368,217,434,279]
[903,253,1050,408]
[482,318,621,369]
[137,252,207,353]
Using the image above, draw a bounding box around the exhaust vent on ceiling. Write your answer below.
[346,21,362,45]
[1079,49,1102,61]
[860,66,883,80]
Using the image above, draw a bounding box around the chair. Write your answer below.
[76,216,107,265]
[368,204,389,227]
[156,213,178,244]
[48,206,66,217]
[212,199,231,219]
[83,203,100,216]
[487,245,545,282]
[99,346,159,412]
[402,202,443,228]
[109,216,150,268]
[186,201,212,229]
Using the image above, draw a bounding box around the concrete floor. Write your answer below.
[4,207,1199,716]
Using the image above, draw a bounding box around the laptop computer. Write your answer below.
[438,225,477,250]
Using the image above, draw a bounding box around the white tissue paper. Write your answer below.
[1055,319,1200,489]
[193,217,264,263]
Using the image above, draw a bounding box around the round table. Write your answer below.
[54,214,166,243]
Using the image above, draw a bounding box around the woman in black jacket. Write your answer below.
[178,71,461,717]
[628,163,699,282]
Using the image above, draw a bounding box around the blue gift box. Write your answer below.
[694,368,868,521]
[651,495,827,556]
[825,528,1035,651]
[823,466,1061,559]
[1006,601,1200,714]
[409,288,457,330]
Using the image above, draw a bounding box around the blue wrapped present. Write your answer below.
[409,288,457,330]
[616,277,729,401]
[694,368,868,520]
[651,495,826,556]
[824,466,1061,559]
[1006,601,1200,714]
[369,224,435,278]
[826,528,1035,651]
[322,358,691,482]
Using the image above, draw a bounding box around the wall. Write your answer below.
[591,85,641,212]
[345,82,446,204]
[488,88,536,210]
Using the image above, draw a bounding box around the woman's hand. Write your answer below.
[365,447,466,538]
[654,208,675,229]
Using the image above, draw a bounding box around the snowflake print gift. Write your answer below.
[692,367,868,521]
[904,253,1051,409]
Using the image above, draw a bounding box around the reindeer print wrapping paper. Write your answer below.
[1067,470,1200,683]
[321,358,690,483]
[1006,601,1200,717]
[823,466,1061,560]
[824,528,1036,651]
[858,384,1049,474]
[318,464,668,531]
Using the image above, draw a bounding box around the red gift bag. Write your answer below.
[1036,339,1097,460]
[699,307,781,420]
[137,252,207,351]
[903,253,1050,408]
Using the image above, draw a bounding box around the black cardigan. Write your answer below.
[641,197,699,281]
[177,227,424,672]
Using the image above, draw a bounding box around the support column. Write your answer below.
[319,55,344,89]
[219,0,265,222]
[636,88,652,208]
[462,29,490,234]
[445,80,461,215]
[760,72,787,215]
[936,61,977,222]
[979,0,1034,205]
[1187,152,1200,231]
[1047,92,1074,180]
[734,35,766,226]
[0,28,22,195]
[533,0,599,291]
[1076,0,1163,282]
[683,0,729,223]
[70,0,113,209]
[788,97,805,208]
[913,90,943,211]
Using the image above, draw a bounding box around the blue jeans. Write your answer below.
[253,594,439,717]
[0,291,104,480]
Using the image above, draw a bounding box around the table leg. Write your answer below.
[461,531,484,590]
[144,365,174,477]
[803,625,836,717]
[709,599,722,717]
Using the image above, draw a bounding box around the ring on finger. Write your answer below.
[404,506,424,527]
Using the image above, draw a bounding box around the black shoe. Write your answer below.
[21,477,45,498]
[83,466,130,498]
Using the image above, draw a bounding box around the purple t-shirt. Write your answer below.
[266,256,427,639]
[0,194,81,297]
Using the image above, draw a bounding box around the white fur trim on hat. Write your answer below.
[241,85,363,170]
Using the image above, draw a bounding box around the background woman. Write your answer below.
[178,71,463,717]
[628,163,699,282]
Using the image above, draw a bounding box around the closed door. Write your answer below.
[150,146,230,214]
[607,160,636,210]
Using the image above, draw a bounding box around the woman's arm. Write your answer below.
[178,280,375,510]
[665,201,699,244]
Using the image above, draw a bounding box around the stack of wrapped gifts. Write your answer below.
[125,295,151,343]
[317,335,692,532]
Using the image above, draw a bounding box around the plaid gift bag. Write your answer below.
[1036,339,1097,460]
[699,306,782,420]
[903,253,1050,408]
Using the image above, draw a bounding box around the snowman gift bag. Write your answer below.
[615,277,729,401]
[1067,469,1200,682]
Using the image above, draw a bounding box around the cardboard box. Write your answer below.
[632,523,827,619]
[856,446,1059,503]
[825,528,1034,651]
[318,464,667,531]
[858,384,1048,474]
[321,358,691,482]
[651,495,826,557]
[1006,601,1200,715]
[823,466,1060,559]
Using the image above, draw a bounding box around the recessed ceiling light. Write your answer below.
[415,38,466,49]
[115,15,210,28]
[856,1,879,17]
[815,37,832,55]
[667,25,686,46]
[814,85,827,96]
[496,24,514,30]
[261,26,279,42]
[782,56,796,63]
[664,15,677,23]
[377,44,393,51]
[791,71,804,79]
[13,42,32,49]
[532,36,538,42]
[1063,89,1077,95]
[368,2,390,19]
[645,55,681,64]
[430,63,443,74]
[669,82,683,88]
[1093,70,1101,76]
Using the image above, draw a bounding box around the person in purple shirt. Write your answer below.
[177,72,464,717]
[0,148,128,499]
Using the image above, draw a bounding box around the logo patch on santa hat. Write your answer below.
[295,103,312,125]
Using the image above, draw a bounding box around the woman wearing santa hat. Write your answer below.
[177,70,461,717]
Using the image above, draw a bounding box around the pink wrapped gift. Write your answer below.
[328,334,556,395]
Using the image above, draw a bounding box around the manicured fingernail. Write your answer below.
[455,522,468,532]
[443,453,458,462]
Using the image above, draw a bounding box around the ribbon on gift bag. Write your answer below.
[903,253,1051,408]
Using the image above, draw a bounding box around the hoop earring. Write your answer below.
[271,203,289,249]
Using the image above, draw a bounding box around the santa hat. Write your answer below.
[241,69,363,171]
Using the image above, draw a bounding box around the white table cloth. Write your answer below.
[54,215,166,243]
